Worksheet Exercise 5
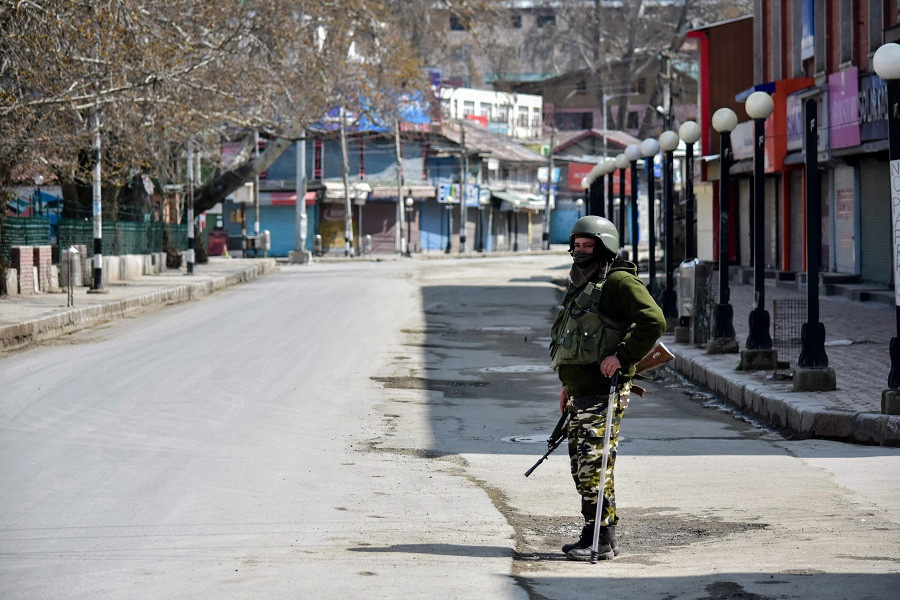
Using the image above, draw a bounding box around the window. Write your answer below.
[463,100,475,116]
[576,80,587,94]
[497,105,510,121]
[517,106,528,127]
[537,14,556,28]
[512,15,522,28]
[479,102,492,117]
[626,111,640,130]
[531,107,541,128]
[635,78,646,94]
[450,16,468,31]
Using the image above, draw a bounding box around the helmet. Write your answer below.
[569,215,619,256]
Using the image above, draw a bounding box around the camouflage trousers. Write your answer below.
[566,383,630,527]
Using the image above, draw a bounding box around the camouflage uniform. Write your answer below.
[566,383,631,527]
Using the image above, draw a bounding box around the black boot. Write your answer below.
[561,524,592,554]
[565,525,617,562]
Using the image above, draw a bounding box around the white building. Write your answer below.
[439,87,543,140]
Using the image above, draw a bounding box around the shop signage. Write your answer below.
[859,73,889,142]
[828,67,861,149]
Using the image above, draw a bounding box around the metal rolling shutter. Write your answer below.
[789,171,804,273]
[859,159,892,285]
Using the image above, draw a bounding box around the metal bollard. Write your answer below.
[364,234,372,255]
[65,246,80,306]
[314,234,323,256]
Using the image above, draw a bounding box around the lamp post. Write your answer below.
[873,43,900,406]
[34,174,44,218]
[576,197,584,218]
[678,121,701,260]
[744,91,775,352]
[625,144,642,267]
[641,138,660,290]
[615,153,629,256]
[405,197,414,256]
[659,130,680,322]
[709,107,738,352]
[604,158,616,224]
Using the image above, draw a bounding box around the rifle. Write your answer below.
[524,410,570,477]
[524,342,675,477]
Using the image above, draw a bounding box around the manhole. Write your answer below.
[501,435,548,443]
[480,365,551,373]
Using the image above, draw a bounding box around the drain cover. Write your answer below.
[501,435,548,444]
[480,365,551,373]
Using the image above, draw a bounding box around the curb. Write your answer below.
[0,260,276,351]
[669,343,900,446]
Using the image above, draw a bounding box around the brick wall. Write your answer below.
[11,246,34,295]
[32,245,52,291]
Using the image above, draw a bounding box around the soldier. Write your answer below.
[550,216,666,561]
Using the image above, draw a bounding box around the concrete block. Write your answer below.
[102,256,120,282]
[706,337,740,354]
[882,390,900,415]
[852,414,882,445]
[121,255,143,280]
[32,246,52,291]
[740,349,778,371]
[792,367,837,392]
[4,268,18,294]
[882,416,900,446]
[812,410,853,440]
[48,265,60,292]
[12,247,35,295]
[673,326,690,343]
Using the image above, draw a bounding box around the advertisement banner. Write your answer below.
[859,73,889,143]
[567,162,594,190]
[828,67,861,149]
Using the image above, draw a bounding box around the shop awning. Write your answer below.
[258,191,317,206]
[322,181,371,204]
[368,184,436,200]
[492,189,546,211]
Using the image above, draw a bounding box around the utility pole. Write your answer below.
[543,127,555,250]
[459,122,467,253]
[254,129,261,252]
[292,131,310,263]
[395,120,406,254]
[186,138,195,274]
[340,107,354,257]
[88,96,105,293]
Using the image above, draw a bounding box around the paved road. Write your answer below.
[1,256,897,599]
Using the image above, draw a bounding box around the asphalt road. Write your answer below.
[1,255,897,599]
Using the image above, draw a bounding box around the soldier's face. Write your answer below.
[572,238,596,253]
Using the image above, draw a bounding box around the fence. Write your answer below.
[0,218,51,265]
[772,298,806,367]
[2,217,187,264]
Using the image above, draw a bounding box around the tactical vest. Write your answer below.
[549,271,630,370]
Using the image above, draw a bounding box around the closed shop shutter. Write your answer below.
[360,201,397,254]
[859,159,892,285]
[832,164,858,274]
[765,176,778,268]
[789,171,803,273]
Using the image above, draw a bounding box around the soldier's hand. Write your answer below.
[600,355,621,378]
[559,386,567,414]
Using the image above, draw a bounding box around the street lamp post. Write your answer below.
[709,108,739,353]
[873,44,900,409]
[615,153,629,256]
[604,158,616,223]
[641,139,660,291]
[678,121,701,260]
[34,174,44,218]
[576,198,584,218]
[659,130,680,323]
[744,91,776,360]
[405,197,414,257]
[625,144,642,267]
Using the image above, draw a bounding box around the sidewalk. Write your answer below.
[663,273,900,446]
[0,257,276,351]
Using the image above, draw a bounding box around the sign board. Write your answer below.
[892,159,900,307]
[828,67,861,149]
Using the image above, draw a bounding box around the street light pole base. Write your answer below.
[662,287,678,320]
[706,337,739,354]
[740,348,778,371]
[746,307,773,349]
[712,302,736,339]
